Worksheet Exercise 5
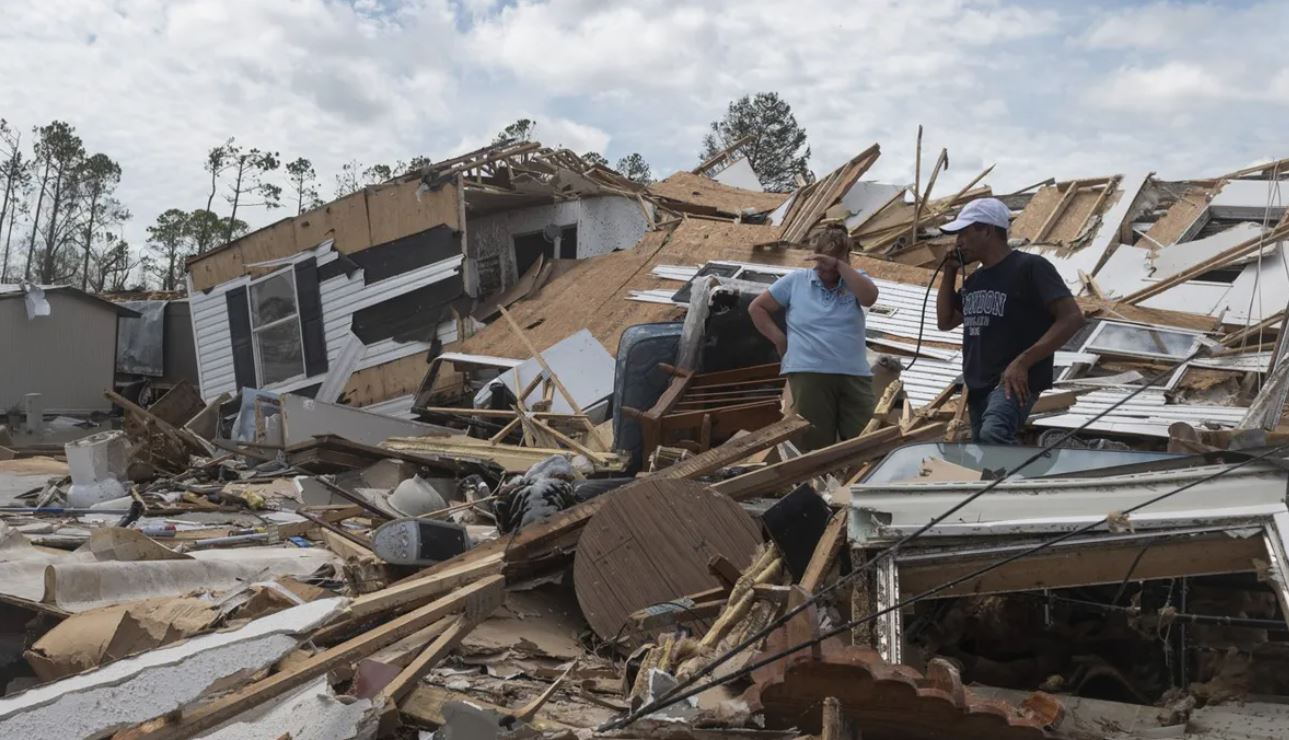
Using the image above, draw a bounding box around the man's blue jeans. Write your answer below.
[967,385,1037,445]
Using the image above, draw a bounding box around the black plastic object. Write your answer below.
[611,322,683,473]
[761,484,835,581]
[698,288,780,373]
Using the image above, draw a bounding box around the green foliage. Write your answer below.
[700,92,813,192]
[615,152,653,184]
[581,151,609,168]
[493,118,536,144]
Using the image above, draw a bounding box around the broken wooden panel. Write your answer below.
[1142,182,1220,247]
[897,530,1265,599]
[1010,178,1120,247]
[747,642,1055,738]
[573,479,762,641]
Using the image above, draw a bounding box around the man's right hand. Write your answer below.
[773,336,788,357]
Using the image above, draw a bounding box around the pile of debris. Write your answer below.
[1,136,1288,740]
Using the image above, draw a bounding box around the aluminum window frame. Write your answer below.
[246,267,308,388]
[1080,319,1203,361]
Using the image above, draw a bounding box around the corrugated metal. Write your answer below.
[1032,388,1248,438]
[650,260,962,345]
[188,250,463,402]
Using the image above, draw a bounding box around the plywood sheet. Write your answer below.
[189,218,298,292]
[1009,185,1064,242]
[296,190,371,255]
[367,178,462,245]
[648,172,787,216]
[1143,184,1217,247]
[1046,189,1110,245]
[342,353,431,407]
[573,479,762,640]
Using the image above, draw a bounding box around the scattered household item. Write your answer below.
[65,430,130,507]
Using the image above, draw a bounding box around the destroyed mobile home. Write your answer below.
[0,137,1288,740]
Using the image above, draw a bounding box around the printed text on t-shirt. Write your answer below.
[962,289,1007,336]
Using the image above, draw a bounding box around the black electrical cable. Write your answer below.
[1035,593,1286,631]
[616,345,1204,725]
[601,440,1289,729]
[902,251,964,376]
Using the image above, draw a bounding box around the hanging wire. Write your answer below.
[608,344,1226,728]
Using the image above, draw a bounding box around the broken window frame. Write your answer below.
[246,268,307,387]
[1080,319,1203,361]
[861,516,1289,664]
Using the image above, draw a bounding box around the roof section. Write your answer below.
[647,171,788,218]
[0,284,142,317]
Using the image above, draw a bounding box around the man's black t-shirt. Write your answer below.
[953,250,1071,393]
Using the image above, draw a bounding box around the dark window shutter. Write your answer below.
[225,286,256,389]
[294,258,329,377]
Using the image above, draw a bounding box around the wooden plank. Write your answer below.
[710,423,947,501]
[379,611,489,704]
[313,552,504,644]
[147,380,206,427]
[799,509,848,594]
[497,304,585,416]
[1032,183,1079,243]
[133,576,505,740]
[573,479,763,640]
[899,535,1262,599]
[505,415,809,563]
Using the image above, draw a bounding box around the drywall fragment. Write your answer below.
[0,597,345,740]
[197,676,378,740]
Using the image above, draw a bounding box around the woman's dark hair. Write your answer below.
[810,224,853,256]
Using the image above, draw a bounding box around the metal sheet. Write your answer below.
[474,328,616,415]
[850,464,1289,539]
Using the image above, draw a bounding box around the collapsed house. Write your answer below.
[1,136,1288,740]
[184,142,656,418]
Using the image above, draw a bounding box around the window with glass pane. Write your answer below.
[248,271,305,385]
[1083,321,1200,360]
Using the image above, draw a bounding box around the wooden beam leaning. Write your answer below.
[710,423,947,501]
[799,509,849,594]
[132,575,506,740]
[497,304,586,415]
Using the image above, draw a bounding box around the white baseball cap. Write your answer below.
[939,197,1011,233]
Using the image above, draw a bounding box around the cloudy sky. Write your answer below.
[2,0,1286,248]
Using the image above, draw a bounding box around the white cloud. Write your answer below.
[0,0,1285,282]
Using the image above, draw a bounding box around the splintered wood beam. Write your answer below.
[497,304,585,416]
[1032,182,1080,243]
[799,509,848,594]
[710,423,947,501]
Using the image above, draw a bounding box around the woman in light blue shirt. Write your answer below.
[748,226,879,451]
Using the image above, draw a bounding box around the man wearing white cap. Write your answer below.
[936,197,1085,444]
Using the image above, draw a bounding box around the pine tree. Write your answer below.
[615,153,653,184]
[700,92,812,192]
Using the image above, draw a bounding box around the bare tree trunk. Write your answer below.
[1,205,15,283]
[0,184,12,283]
[40,163,67,284]
[23,158,51,281]
[79,187,99,291]
[225,160,246,243]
